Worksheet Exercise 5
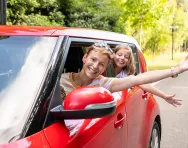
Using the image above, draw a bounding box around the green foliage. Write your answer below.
[58,0,124,32]
[122,0,168,35]
[7,0,65,26]
[173,7,188,50]
[6,0,188,54]
[121,0,188,55]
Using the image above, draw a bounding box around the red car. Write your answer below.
[0,26,161,148]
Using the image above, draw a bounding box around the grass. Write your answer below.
[144,52,188,71]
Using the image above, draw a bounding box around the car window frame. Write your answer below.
[59,37,106,74]
[44,37,143,127]
[25,36,66,137]
[44,37,106,127]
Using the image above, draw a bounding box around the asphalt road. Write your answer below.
[154,71,188,148]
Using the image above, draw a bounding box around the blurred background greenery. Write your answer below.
[146,51,186,70]
[5,0,188,70]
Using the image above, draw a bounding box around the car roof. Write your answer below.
[0,25,141,50]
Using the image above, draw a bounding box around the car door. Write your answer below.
[105,41,148,148]
[121,44,148,148]
[43,37,128,148]
[81,92,127,148]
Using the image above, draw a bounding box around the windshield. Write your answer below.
[0,36,58,144]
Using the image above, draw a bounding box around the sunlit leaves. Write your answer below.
[58,0,124,32]
[6,0,188,54]
[7,0,64,26]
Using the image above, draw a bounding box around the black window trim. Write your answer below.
[24,36,66,137]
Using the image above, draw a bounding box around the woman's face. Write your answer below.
[114,48,130,68]
[82,48,109,79]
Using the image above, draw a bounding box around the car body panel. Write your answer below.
[134,50,160,148]
[140,94,160,148]
[0,25,140,51]
[0,132,50,148]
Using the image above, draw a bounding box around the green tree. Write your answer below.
[58,0,124,32]
[173,2,188,52]
[122,0,168,47]
[7,0,65,26]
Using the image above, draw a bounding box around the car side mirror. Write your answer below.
[50,86,116,119]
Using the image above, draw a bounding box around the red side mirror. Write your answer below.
[50,86,116,119]
[64,86,114,110]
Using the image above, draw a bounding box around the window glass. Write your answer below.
[0,36,58,144]
[129,44,140,75]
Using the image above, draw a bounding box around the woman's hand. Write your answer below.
[175,55,188,74]
[163,94,182,107]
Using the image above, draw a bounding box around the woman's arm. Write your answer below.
[139,84,182,107]
[111,69,174,92]
[110,55,188,93]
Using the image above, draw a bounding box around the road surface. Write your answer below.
[154,71,188,148]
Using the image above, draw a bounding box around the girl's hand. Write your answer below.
[163,94,182,107]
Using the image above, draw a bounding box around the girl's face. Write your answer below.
[114,48,130,68]
[82,48,109,79]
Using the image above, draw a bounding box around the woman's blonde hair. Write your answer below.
[114,44,136,75]
[86,44,114,61]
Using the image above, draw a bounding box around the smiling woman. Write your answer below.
[60,44,113,95]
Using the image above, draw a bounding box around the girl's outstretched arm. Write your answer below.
[139,84,182,107]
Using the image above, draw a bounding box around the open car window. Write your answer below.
[62,39,104,74]
[46,38,105,121]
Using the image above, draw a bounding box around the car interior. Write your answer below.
[63,46,84,73]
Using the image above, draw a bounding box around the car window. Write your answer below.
[129,44,141,75]
[46,38,104,125]
[63,39,104,74]
[0,36,58,144]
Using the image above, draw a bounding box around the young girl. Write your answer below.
[60,43,188,102]
[112,44,181,106]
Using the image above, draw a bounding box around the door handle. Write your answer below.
[114,113,126,129]
[142,91,148,100]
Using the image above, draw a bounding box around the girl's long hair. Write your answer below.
[114,44,136,75]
